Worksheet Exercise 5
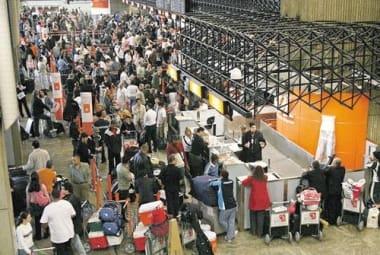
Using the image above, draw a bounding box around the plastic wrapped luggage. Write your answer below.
[192,176,218,207]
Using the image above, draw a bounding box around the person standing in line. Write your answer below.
[189,127,209,177]
[62,182,86,255]
[324,158,346,225]
[241,123,266,163]
[37,160,56,194]
[26,172,50,240]
[104,121,122,175]
[156,101,167,141]
[209,169,238,242]
[132,98,146,133]
[159,154,183,217]
[241,165,271,237]
[116,154,134,200]
[68,155,90,202]
[204,154,220,177]
[144,103,158,153]
[17,83,31,118]
[16,211,34,255]
[75,132,96,164]
[182,127,193,163]
[40,188,76,255]
[23,140,50,174]
[31,90,53,137]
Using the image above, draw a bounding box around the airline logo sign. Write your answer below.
[92,0,110,15]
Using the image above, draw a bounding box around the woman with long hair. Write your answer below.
[242,165,271,237]
[16,211,34,255]
[26,171,50,240]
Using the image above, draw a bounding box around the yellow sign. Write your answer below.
[208,92,226,115]
[189,80,203,98]
[167,64,179,82]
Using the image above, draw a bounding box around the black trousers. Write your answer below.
[325,194,342,225]
[166,189,180,217]
[145,125,157,153]
[250,210,265,237]
[33,114,53,137]
[18,98,31,118]
[53,239,73,255]
[34,214,42,240]
[108,150,121,175]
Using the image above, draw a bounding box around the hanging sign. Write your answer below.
[91,0,111,15]
[80,92,94,135]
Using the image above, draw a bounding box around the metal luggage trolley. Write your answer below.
[294,195,323,242]
[337,184,365,231]
[144,228,168,255]
[32,247,56,254]
[264,201,292,245]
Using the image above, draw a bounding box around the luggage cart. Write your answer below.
[294,201,322,242]
[264,201,292,245]
[144,228,168,255]
[337,189,365,231]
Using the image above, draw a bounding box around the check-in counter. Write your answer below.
[176,109,225,136]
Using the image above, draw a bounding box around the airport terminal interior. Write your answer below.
[0,0,380,254]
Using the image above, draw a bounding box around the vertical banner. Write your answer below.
[315,115,336,164]
[50,73,64,120]
[91,0,111,15]
[80,92,94,135]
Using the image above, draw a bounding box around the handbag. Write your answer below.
[150,220,169,238]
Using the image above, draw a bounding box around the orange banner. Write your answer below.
[92,0,109,8]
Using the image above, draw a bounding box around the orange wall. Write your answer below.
[276,94,369,170]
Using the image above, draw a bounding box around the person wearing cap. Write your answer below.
[104,121,122,175]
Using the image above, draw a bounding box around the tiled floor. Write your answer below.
[20,136,380,255]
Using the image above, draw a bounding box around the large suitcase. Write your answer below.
[10,175,29,217]
[8,166,27,177]
[192,176,218,207]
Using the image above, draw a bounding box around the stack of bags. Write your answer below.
[201,224,217,254]
[99,202,124,246]
[87,212,109,250]
[133,201,167,252]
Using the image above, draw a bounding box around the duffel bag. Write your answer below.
[103,221,122,236]
[300,188,320,206]
[99,202,120,222]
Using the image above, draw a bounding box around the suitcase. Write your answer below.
[103,221,122,236]
[53,121,65,135]
[20,126,30,141]
[8,166,27,177]
[192,176,218,207]
[88,232,108,250]
[106,231,124,246]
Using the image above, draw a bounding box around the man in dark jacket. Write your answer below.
[325,158,345,225]
[302,160,327,199]
[75,132,96,164]
[241,123,266,162]
[104,121,122,175]
[32,90,53,137]
[159,154,183,217]
[189,127,209,177]
[132,143,153,179]
[62,182,86,255]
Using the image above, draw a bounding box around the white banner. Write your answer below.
[50,73,64,120]
[80,92,93,123]
[315,115,336,164]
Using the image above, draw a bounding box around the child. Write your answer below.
[16,211,34,255]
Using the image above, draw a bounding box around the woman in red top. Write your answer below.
[242,165,271,237]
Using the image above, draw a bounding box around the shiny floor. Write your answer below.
[21,136,380,255]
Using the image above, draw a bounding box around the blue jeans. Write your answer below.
[219,207,236,240]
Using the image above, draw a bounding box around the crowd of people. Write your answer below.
[12,5,372,255]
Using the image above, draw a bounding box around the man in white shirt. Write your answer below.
[156,101,167,140]
[144,103,158,153]
[125,83,139,107]
[41,188,75,255]
[23,140,50,174]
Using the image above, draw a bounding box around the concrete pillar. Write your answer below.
[0,113,17,255]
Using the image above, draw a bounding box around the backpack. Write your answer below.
[33,190,50,206]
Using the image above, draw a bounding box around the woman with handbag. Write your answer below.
[26,171,50,240]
